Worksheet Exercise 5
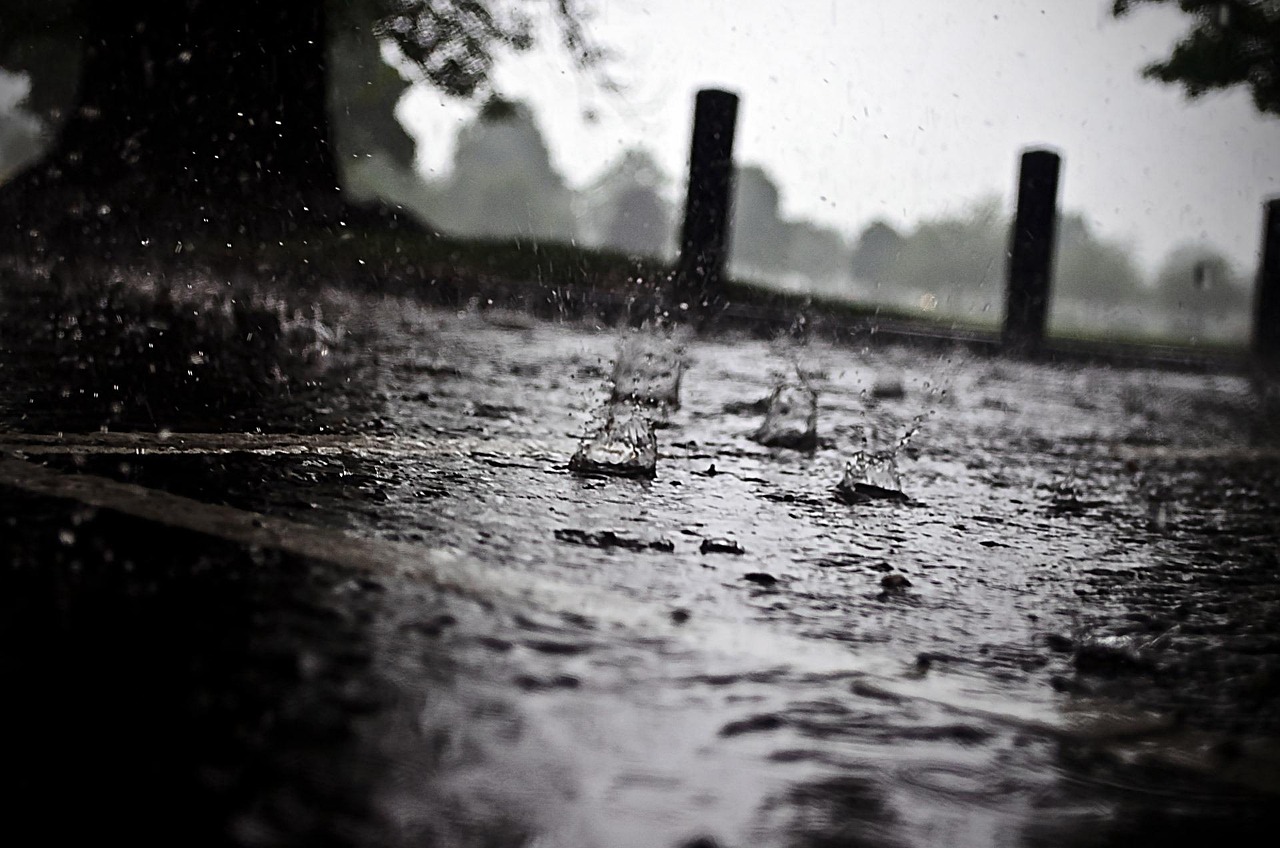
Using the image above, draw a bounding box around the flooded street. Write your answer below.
[3,290,1280,847]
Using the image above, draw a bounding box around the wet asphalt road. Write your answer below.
[3,276,1280,847]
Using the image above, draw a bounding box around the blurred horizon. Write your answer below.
[1,0,1276,344]
[397,0,1278,273]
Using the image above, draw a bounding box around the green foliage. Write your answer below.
[1113,1,1280,114]
[0,1,602,105]
[374,0,605,98]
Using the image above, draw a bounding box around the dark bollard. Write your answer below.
[1002,148,1062,355]
[674,89,739,310]
[1253,198,1280,365]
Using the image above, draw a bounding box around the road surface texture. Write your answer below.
[2,271,1279,847]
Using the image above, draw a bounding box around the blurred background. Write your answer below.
[2,0,1276,344]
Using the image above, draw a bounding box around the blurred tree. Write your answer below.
[1113,1,1280,114]
[887,197,1006,299]
[1053,212,1144,308]
[784,220,851,283]
[434,97,577,240]
[877,199,1146,322]
[0,0,600,254]
[577,148,673,257]
[728,164,790,273]
[850,219,903,282]
[604,186,670,257]
[1154,242,1252,334]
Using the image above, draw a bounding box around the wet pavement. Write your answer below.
[3,271,1280,847]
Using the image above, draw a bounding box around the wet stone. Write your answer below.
[1073,634,1156,674]
[700,538,745,555]
[751,383,818,451]
[399,614,457,638]
[1044,632,1075,653]
[568,407,658,478]
[1045,483,1107,516]
[719,713,785,737]
[467,401,524,420]
[870,377,906,399]
[880,573,911,590]
[1050,674,1093,694]
[553,528,674,552]
[515,673,580,691]
[522,639,593,656]
[743,572,778,587]
[722,396,771,415]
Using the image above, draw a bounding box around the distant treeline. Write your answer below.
[1,29,1253,344]
[846,198,1252,342]
[350,95,1248,343]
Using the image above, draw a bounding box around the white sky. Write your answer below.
[398,0,1280,274]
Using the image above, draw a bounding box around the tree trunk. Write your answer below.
[1,0,407,259]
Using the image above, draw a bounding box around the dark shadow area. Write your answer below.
[0,266,386,433]
[1063,456,1280,733]
[0,487,450,847]
[778,774,907,848]
[1022,747,1280,848]
[31,452,419,533]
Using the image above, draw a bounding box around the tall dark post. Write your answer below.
[1253,198,1280,365]
[1002,148,1062,355]
[675,89,739,307]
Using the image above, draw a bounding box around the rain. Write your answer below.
[2,2,1279,846]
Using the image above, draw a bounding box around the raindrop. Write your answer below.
[569,406,658,478]
[610,331,685,411]
[834,450,908,503]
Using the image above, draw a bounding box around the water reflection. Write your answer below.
[5,297,1279,845]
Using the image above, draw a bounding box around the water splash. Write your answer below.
[610,331,685,411]
[751,382,818,451]
[834,450,907,503]
[568,405,658,478]
[893,412,928,452]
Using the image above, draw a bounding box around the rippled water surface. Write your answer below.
[7,297,1280,847]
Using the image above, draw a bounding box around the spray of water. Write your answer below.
[834,355,961,502]
[568,403,657,478]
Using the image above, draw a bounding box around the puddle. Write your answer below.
[4,294,1280,845]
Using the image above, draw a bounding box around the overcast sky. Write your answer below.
[399,0,1280,275]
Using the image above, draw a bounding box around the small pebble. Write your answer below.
[880,573,911,590]
[743,572,778,587]
[700,537,745,555]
